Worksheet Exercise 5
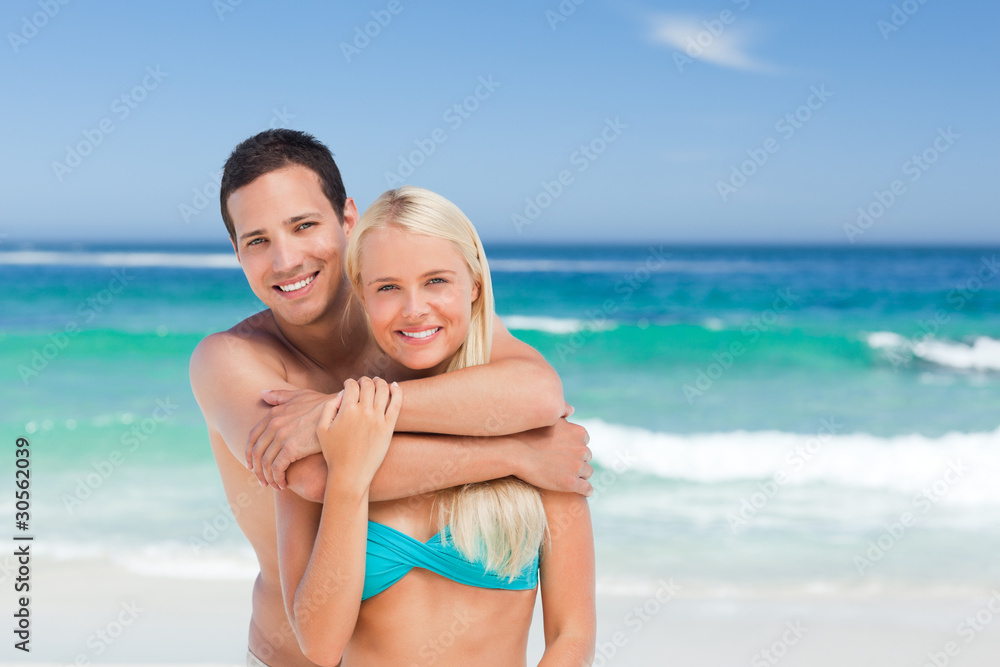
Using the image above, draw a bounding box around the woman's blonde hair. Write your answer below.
[346,186,547,579]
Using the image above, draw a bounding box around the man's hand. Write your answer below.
[513,419,593,497]
[246,388,342,489]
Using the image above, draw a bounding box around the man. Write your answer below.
[189,129,592,666]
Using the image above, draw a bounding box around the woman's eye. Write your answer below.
[428,278,447,284]
[377,285,396,292]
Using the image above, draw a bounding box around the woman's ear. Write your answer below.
[471,281,481,302]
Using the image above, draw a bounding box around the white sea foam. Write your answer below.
[114,543,259,580]
[579,418,1000,506]
[868,331,1000,371]
[490,259,649,273]
[501,315,616,334]
[489,258,789,274]
[867,331,907,349]
[913,337,1000,371]
[22,418,1000,579]
[27,539,259,579]
[0,250,239,269]
[2,250,785,275]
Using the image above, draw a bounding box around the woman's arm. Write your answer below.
[275,378,402,666]
[537,491,597,667]
[275,482,362,666]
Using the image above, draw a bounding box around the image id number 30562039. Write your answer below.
[14,436,32,652]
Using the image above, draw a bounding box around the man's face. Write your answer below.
[227,164,357,327]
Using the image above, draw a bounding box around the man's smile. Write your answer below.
[274,271,319,295]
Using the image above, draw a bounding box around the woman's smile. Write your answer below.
[396,326,443,344]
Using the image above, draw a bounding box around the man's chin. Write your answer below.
[266,300,326,327]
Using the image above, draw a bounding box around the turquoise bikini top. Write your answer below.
[362,520,539,601]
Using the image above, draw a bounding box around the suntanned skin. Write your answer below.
[278,435,596,666]
[275,223,595,666]
[190,164,592,666]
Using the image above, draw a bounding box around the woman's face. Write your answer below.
[358,226,480,375]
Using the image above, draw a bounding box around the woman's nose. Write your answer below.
[402,293,429,319]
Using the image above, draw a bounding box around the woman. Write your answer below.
[275,186,595,666]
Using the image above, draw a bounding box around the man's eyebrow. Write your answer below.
[285,212,322,225]
[238,212,323,242]
[368,269,456,286]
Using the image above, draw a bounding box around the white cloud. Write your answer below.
[649,13,775,73]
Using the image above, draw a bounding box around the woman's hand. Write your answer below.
[317,377,402,487]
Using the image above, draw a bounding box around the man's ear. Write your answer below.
[341,197,359,238]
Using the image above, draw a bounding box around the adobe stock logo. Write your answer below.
[340,0,407,63]
[511,117,627,233]
[51,66,169,182]
[877,0,932,40]
[383,76,501,187]
[843,127,958,243]
[7,0,72,53]
[716,85,832,202]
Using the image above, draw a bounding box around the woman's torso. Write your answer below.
[344,493,537,666]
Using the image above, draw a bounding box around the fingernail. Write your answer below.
[391,381,398,387]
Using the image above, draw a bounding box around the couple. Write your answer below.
[190,129,595,666]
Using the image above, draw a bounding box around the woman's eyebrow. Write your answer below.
[368,269,456,285]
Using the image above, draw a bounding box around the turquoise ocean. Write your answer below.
[3,243,999,595]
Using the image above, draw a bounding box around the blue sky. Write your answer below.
[1,0,997,244]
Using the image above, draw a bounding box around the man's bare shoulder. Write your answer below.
[189,310,291,395]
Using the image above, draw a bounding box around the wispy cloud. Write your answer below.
[649,13,776,73]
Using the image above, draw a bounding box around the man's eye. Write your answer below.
[247,238,264,247]
[297,222,315,231]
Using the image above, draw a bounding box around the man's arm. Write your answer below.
[393,315,566,434]
[285,419,593,503]
[191,331,591,503]
[248,316,574,486]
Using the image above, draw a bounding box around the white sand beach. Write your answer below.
[10,559,1000,666]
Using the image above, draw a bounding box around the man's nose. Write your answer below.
[271,237,304,273]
